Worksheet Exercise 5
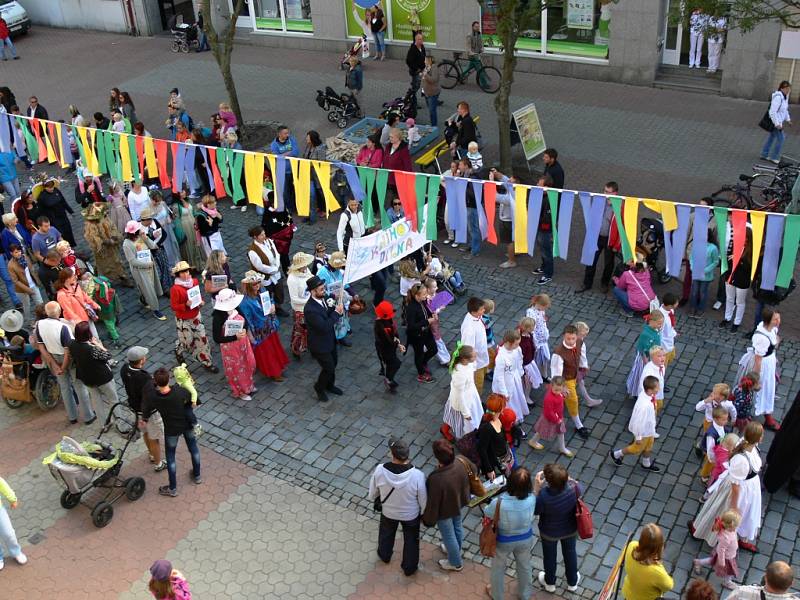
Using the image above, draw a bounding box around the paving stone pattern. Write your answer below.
[2,28,800,598]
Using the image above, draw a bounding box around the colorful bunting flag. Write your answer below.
[357,166,377,227]
[664,204,692,277]
[396,171,418,231]
[375,169,390,229]
[289,157,310,215]
[483,182,497,245]
[713,206,729,274]
[579,193,605,266]
[609,196,632,262]
[623,197,639,261]
[425,175,440,241]
[144,137,158,179]
[729,209,748,278]
[310,161,341,214]
[749,210,766,280]
[557,190,575,260]
[546,189,559,258]
[527,186,543,258]
[761,214,785,291]
[776,214,800,288]
[207,147,226,199]
[445,176,468,245]
[0,114,10,153]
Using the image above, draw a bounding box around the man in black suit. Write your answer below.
[303,275,344,403]
[26,96,48,120]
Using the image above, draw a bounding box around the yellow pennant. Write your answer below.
[624,197,639,257]
[265,154,278,208]
[119,134,133,181]
[659,200,678,231]
[513,184,528,255]
[312,161,340,215]
[88,128,99,174]
[144,136,158,178]
[750,210,766,280]
[43,127,57,164]
[290,158,311,217]
[244,152,265,206]
[77,127,95,175]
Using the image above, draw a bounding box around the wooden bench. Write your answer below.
[415,114,481,173]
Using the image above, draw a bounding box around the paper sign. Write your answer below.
[211,274,228,288]
[512,103,546,161]
[187,285,201,309]
[260,290,272,316]
[343,218,428,284]
[224,319,244,337]
[136,249,151,263]
[429,290,454,313]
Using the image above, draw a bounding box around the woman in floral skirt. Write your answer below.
[212,287,257,401]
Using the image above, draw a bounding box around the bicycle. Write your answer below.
[709,175,788,212]
[438,52,501,94]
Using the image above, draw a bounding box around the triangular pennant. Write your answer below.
[691,206,711,278]
[311,161,340,214]
[760,214,785,291]
[609,196,632,262]
[749,210,766,281]
[546,189,560,258]
[246,152,267,207]
[471,180,487,240]
[70,125,87,171]
[713,206,729,275]
[184,145,197,191]
[135,135,145,179]
[207,147,226,199]
[129,134,142,184]
[776,214,800,288]
[30,118,46,162]
[198,146,215,194]
[144,136,158,179]
[396,171,418,231]
[338,163,365,203]
[623,197,639,262]
[483,182,497,245]
[445,176,468,244]
[425,175,440,241]
[57,122,73,168]
[171,142,183,192]
[217,148,231,197]
[274,155,287,211]
[154,139,171,189]
[415,174,429,233]
[357,166,377,227]
[556,190,575,260]
[230,151,245,203]
[513,185,529,255]
[526,186,543,258]
[665,205,692,277]
[119,134,133,181]
[44,122,58,164]
[659,200,678,231]
[375,169,390,229]
[265,154,278,206]
[288,157,310,215]
[95,129,108,175]
[579,193,605,266]
[0,114,10,153]
[12,117,31,161]
[729,210,748,278]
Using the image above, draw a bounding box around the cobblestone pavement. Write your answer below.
[1,27,799,599]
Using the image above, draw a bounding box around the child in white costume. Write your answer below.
[492,329,529,423]
[443,345,483,439]
[526,293,551,379]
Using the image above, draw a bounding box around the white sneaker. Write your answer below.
[499,261,517,269]
[241,205,247,212]
[239,394,252,401]
[567,572,581,592]
[538,571,556,593]
[15,553,27,565]
[584,397,603,407]
[712,301,722,310]
[451,243,459,249]
[439,542,448,554]
[230,204,238,209]
[438,558,462,572]
[653,432,661,438]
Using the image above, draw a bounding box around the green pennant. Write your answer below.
[425,175,441,241]
[217,149,231,197]
[69,125,87,169]
[105,132,121,181]
[415,173,428,233]
[776,214,800,288]
[95,130,107,176]
[16,117,38,163]
[610,195,633,262]
[230,151,245,202]
[376,169,390,229]
[357,166,377,228]
[546,189,560,258]
[128,136,141,184]
[714,206,729,274]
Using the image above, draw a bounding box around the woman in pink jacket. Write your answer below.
[612,254,656,317]
[54,269,101,336]
[356,134,384,168]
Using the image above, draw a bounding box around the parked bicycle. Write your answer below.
[710,172,790,212]
[438,52,501,94]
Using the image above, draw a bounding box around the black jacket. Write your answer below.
[544,161,565,189]
[120,363,153,415]
[142,385,193,437]
[212,308,242,344]
[304,296,340,354]
[455,114,477,149]
[69,341,113,387]
[405,299,432,341]
[477,420,508,476]
[27,104,49,120]
[406,43,426,75]
[74,183,104,208]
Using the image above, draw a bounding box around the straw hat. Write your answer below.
[241,270,265,285]
[213,288,244,312]
[81,203,108,222]
[171,260,192,275]
[31,176,59,201]
[139,207,154,221]
[124,220,142,234]
[329,251,346,269]
[0,309,24,334]
[288,252,313,273]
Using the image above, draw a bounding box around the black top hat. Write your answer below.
[306,275,325,292]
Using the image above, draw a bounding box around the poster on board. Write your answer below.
[390,0,436,43]
[567,0,595,30]
[344,0,376,39]
[512,103,546,161]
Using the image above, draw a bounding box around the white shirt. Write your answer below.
[550,342,588,379]
[657,306,676,352]
[127,189,151,222]
[639,361,665,400]
[694,398,738,423]
[526,307,549,346]
[726,585,795,600]
[628,390,657,440]
[336,209,366,252]
[248,239,282,285]
[286,272,312,312]
[35,318,73,355]
[769,90,791,129]
[460,313,489,369]
[752,323,778,356]
[728,447,761,483]
[705,422,726,462]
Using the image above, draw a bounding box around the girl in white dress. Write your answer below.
[526,293,551,379]
[443,345,483,440]
[692,421,763,552]
[736,308,780,431]
[492,330,529,423]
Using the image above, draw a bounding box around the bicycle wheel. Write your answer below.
[752,187,786,211]
[438,61,460,89]
[476,66,501,93]
[710,186,746,209]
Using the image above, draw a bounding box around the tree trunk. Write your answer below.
[495,36,518,172]
[217,45,246,139]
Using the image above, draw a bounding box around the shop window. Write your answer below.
[248,0,314,33]
[480,0,609,60]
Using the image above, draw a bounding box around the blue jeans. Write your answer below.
[373,31,385,54]
[541,535,578,587]
[0,504,22,561]
[538,230,554,277]
[690,279,710,312]
[612,286,632,313]
[165,429,201,491]
[51,354,94,423]
[198,30,211,51]
[308,181,319,223]
[426,93,439,128]
[2,178,20,199]
[437,514,464,568]
[491,537,533,600]
[467,207,481,255]
[761,128,785,161]
[449,271,463,289]
[0,255,21,306]
[0,37,17,60]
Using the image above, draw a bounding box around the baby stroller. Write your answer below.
[44,404,145,528]
[168,15,199,53]
[638,218,671,285]
[316,86,362,129]
[340,36,367,70]
[379,87,418,121]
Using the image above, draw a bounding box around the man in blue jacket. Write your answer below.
[0,150,19,199]
[269,126,299,213]
[303,275,343,403]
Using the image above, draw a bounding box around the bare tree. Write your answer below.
[200,0,246,137]
[477,0,546,172]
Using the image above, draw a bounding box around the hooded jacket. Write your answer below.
[368,462,427,522]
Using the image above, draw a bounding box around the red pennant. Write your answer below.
[154,139,171,189]
[729,209,748,280]
[483,182,497,245]
[135,135,145,178]
[207,148,226,199]
[395,172,418,231]
[30,118,47,163]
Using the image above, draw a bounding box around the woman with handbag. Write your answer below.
[477,393,513,481]
[735,307,781,431]
[421,439,476,573]
[483,467,536,600]
[612,254,656,317]
[621,523,674,600]
[54,269,101,338]
[533,463,583,593]
[68,321,118,429]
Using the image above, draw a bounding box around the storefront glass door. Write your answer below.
[661,0,683,65]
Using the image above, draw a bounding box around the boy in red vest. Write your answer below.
[550,324,590,439]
